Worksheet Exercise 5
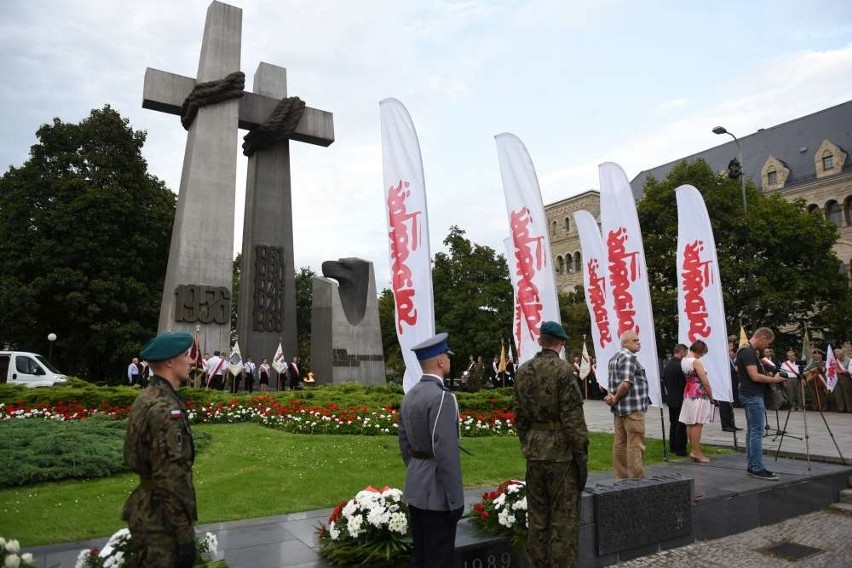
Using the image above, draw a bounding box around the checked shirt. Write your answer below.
[607,348,649,416]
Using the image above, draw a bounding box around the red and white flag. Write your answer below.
[599,162,661,407]
[189,329,202,370]
[380,98,435,392]
[272,342,287,374]
[574,210,619,372]
[676,185,731,401]
[496,133,560,365]
[826,344,838,392]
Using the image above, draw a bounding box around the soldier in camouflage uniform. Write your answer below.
[514,321,589,568]
[123,332,198,568]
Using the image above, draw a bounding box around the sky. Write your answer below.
[2,0,852,289]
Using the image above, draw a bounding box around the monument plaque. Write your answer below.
[591,475,692,555]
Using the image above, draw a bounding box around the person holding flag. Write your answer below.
[833,348,852,412]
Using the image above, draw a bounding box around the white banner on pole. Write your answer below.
[227,340,244,377]
[495,133,561,364]
[574,210,620,372]
[380,98,435,392]
[676,185,732,402]
[599,162,661,407]
[504,237,530,362]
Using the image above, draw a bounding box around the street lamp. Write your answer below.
[712,126,747,213]
[47,333,57,361]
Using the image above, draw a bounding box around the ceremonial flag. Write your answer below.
[599,162,661,407]
[801,329,814,368]
[227,341,244,376]
[496,133,560,364]
[579,341,591,380]
[381,98,435,393]
[739,323,748,347]
[189,329,202,370]
[574,210,619,371]
[826,344,838,392]
[498,340,507,374]
[676,185,731,402]
[272,342,287,374]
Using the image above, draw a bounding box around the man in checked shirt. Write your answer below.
[604,330,649,479]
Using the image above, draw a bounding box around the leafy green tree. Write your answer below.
[0,106,175,381]
[231,252,241,339]
[559,286,592,359]
[295,266,316,366]
[637,159,847,351]
[432,226,513,369]
[377,287,404,378]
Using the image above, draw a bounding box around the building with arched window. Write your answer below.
[545,100,852,290]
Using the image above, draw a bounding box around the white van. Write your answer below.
[0,351,68,387]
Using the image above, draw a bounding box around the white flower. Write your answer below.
[347,515,364,538]
[19,554,32,566]
[203,532,218,555]
[75,549,92,568]
[329,521,340,541]
[342,500,358,519]
[497,509,516,528]
[492,493,507,508]
[388,512,408,534]
[512,496,527,511]
[366,506,390,528]
[4,554,21,568]
[506,483,521,494]
[4,540,20,554]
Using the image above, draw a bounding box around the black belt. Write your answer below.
[409,450,435,459]
[531,421,562,431]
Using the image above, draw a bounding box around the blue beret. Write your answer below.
[411,332,455,360]
[540,321,569,341]
[140,332,194,362]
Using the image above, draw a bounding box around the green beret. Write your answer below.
[540,321,569,341]
[140,332,194,362]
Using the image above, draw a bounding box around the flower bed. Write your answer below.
[1,396,517,437]
[317,486,411,566]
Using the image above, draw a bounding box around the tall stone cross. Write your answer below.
[142,1,334,359]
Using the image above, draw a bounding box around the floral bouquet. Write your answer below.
[317,485,411,566]
[0,537,36,568]
[75,529,226,567]
[469,479,528,547]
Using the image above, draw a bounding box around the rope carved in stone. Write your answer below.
[242,96,306,156]
[180,71,246,130]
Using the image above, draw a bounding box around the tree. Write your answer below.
[377,287,404,378]
[295,266,316,366]
[432,226,514,367]
[637,159,848,351]
[559,286,591,359]
[0,106,175,381]
[231,252,241,340]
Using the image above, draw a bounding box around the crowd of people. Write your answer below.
[126,352,312,393]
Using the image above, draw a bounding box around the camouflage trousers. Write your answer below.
[128,527,181,567]
[525,460,581,568]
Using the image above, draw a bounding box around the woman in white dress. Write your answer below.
[678,340,714,463]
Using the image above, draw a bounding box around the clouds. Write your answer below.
[1,1,851,291]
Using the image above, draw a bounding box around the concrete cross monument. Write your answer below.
[142,1,334,361]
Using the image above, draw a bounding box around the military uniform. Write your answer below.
[399,333,464,567]
[514,347,589,568]
[123,333,197,568]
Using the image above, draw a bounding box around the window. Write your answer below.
[767,169,777,185]
[574,251,582,271]
[15,356,40,375]
[826,201,841,227]
[807,204,819,215]
[564,217,571,232]
[566,256,574,273]
[557,256,564,274]
[552,220,557,236]
[845,197,852,226]
[823,154,834,170]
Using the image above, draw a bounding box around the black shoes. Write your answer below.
[722,426,743,432]
[748,469,779,481]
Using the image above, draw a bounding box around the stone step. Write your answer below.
[830,502,852,514]
[840,489,852,504]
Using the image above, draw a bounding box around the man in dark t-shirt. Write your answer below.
[736,327,787,481]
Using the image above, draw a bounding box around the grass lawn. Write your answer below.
[0,423,706,546]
